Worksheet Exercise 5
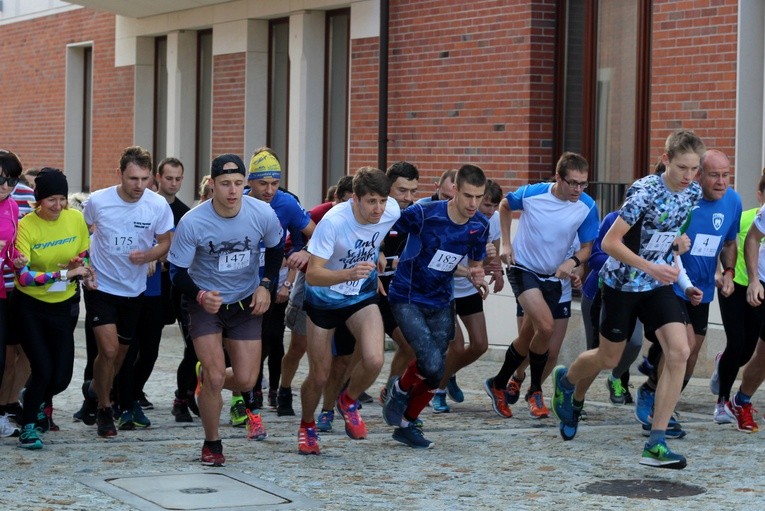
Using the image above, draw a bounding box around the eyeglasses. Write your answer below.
[0,176,19,187]
[561,177,588,190]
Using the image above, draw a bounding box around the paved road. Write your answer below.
[2,323,764,510]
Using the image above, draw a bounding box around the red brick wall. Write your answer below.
[650,0,738,171]
[211,53,246,158]
[349,0,558,194]
[0,9,133,191]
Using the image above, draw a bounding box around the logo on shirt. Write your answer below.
[339,232,380,268]
[712,213,724,231]
[208,237,253,254]
[32,236,77,250]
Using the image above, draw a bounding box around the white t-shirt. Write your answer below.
[453,211,500,298]
[304,196,401,309]
[84,186,174,297]
[168,196,283,304]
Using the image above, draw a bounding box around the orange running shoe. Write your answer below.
[483,378,513,418]
[246,409,268,441]
[527,390,550,419]
[298,426,320,455]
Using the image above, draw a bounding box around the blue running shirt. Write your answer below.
[673,187,741,302]
[388,201,489,308]
[599,174,702,292]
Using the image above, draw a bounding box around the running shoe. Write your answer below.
[725,398,759,433]
[358,391,374,404]
[383,378,410,426]
[298,426,320,455]
[527,391,550,419]
[637,356,655,377]
[132,401,151,428]
[5,402,22,425]
[714,401,735,424]
[606,376,626,405]
[446,375,464,403]
[506,374,524,405]
[0,414,20,438]
[248,389,264,411]
[709,351,723,396]
[392,423,433,449]
[97,407,117,437]
[45,405,60,432]
[18,424,42,450]
[634,383,655,426]
[431,391,450,413]
[336,400,367,439]
[552,365,578,440]
[230,396,247,427]
[78,380,98,426]
[117,409,135,430]
[268,389,278,408]
[640,440,687,469]
[137,393,154,410]
[623,388,634,405]
[201,442,225,466]
[276,387,295,417]
[172,390,193,423]
[34,404,50,433]
[246,409,268,441]
[483,377,512,418]
[194,362,203,406]
[317,410,334,432]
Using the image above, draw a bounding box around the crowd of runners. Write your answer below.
[1,128,764,471]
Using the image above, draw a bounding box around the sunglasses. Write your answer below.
[0,176,19,187]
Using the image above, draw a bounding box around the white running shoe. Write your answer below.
[710,351,722,395]
[0,414,20,437]
[714,402,734,424]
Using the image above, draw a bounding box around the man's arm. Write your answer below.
[129,231,172,265]
[305,254,375,287]
[745,223,765,306]
[717,239,737,297]
[286,219,317,270]
[499,198,514,265]
[601,216,679,285]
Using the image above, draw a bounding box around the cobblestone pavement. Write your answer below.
[2,323,765,511]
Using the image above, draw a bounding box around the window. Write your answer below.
[323,9,350,190]
[268,19,290,180]
[196,30,213,193]
[64,43,93,192]
[556,0,651,190]
[153,36,168,168]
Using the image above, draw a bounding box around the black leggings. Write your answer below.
[16,291,77,426]
[717,283,764,400]
[253,290,288,394]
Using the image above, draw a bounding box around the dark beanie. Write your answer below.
[34,168,68,202]
[210,154,246,179]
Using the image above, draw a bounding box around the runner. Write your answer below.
[168,154,283,465]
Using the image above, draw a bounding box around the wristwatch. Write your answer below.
[59,269,68,281]
[282,280,294,289]
[259,279,273,291]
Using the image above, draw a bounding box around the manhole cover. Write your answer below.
[581,479,706,500]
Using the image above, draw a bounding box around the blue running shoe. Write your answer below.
[635,384,655,426]
[637,356,655,376]
[383,378,409,426]
[446,375,464,403]
[132,401,151,428]
[317,410,334,432]
[552,365,578,440]
[639,440,687,469]
[392,423,433,449]
[431,391,450,413]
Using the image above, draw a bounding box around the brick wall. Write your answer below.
[349,0,557,195]
[211,53,246,159]
[650,0,738,170]
[0,9,132,191]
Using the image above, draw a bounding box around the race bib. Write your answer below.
[690,234,721,257]
[218,250,250,272]
[111,235,135,255]
[47,280,68,293]
[330,279,362,296]
[645,232,676,253]
[428,249,462,272]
